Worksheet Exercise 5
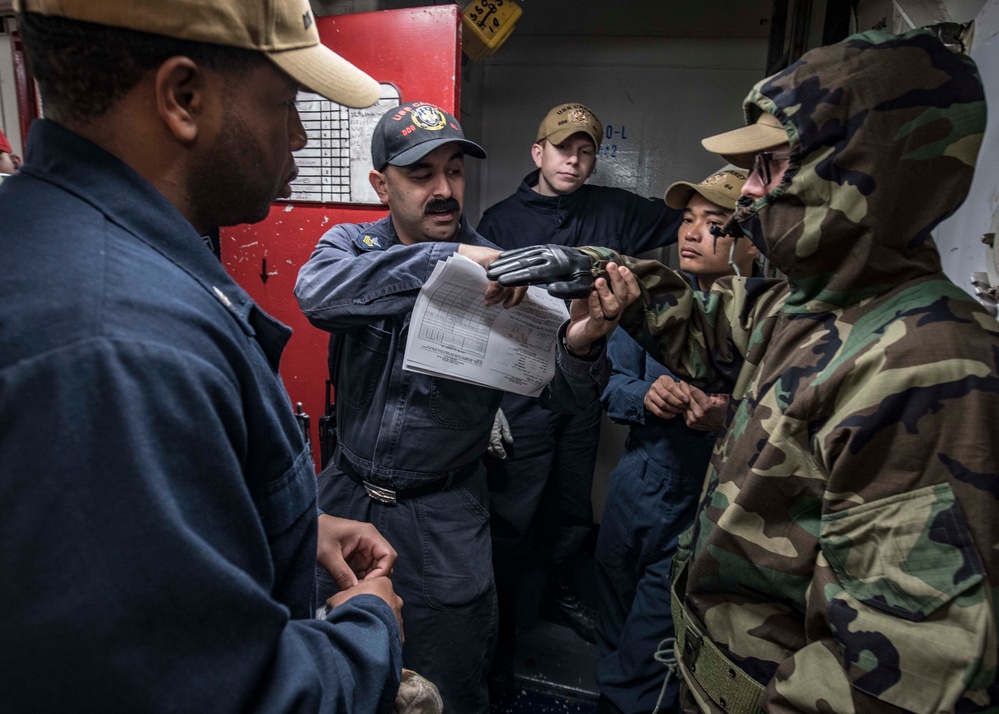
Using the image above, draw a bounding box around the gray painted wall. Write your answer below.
[934,0,999,302]
[463,36,768,224]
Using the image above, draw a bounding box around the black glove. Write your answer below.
[486,245,596,299]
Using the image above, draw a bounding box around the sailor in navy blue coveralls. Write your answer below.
[296,214,614,713]
[1,118,403,713]
[595,301,714,713]
[295,100,626,711]
[593,169,758,714]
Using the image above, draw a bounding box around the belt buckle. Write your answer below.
[682,626,704,673]
[362,480,397,505]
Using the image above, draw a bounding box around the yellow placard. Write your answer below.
[462,0,522,61]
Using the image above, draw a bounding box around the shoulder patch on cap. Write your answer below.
[411,105,447,132]
[361,234,381,249]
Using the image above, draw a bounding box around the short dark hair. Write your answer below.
[18,12,267,122]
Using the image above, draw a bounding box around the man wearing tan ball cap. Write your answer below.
[478,100,682,703]
[0,1,414,712]
[536,102,604,151]
[594,168,756,714]
[663,168,758,289]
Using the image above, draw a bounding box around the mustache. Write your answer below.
[425,198,460,214]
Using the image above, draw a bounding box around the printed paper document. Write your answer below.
[403,254,568,397]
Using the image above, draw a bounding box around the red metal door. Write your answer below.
[222,5,463,468]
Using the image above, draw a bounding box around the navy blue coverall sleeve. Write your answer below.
[0,339,402,713]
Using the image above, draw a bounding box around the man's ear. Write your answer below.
[154,56,207,144]
[531,142,544,169]
[369,169,390,206]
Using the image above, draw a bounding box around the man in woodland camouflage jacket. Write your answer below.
[488,28,999,712]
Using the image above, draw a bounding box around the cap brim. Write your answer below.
[701,122,788,170]
[543,128,599,148]
[268,43,380,108]
[663,182,696,210]
[388,138,487,167]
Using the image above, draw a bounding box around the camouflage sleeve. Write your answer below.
[580,246,785,396]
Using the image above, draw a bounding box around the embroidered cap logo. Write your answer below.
[412,105,448,132]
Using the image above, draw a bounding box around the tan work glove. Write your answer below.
[394,669,443,713]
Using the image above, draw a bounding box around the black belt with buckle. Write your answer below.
[337,453,478,505]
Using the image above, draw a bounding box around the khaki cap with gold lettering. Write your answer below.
[13,0,381,108]
[664,169,748,211]
[536,103,603,150]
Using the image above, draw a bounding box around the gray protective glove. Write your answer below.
[487,408,513,459]
[486,244,596,299]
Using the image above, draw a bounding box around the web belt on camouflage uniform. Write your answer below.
[670,557,766,714]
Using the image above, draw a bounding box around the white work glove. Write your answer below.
[487,408,513,459]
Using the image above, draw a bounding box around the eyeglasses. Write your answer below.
[752,150,793,187]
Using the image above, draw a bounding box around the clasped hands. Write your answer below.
[317,514,404,640]
[645,377,729,431]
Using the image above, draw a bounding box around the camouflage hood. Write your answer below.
[732,29,986,311]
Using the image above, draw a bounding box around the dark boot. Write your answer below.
[539,562,596,643]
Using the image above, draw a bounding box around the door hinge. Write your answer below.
[970,272,998,317]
